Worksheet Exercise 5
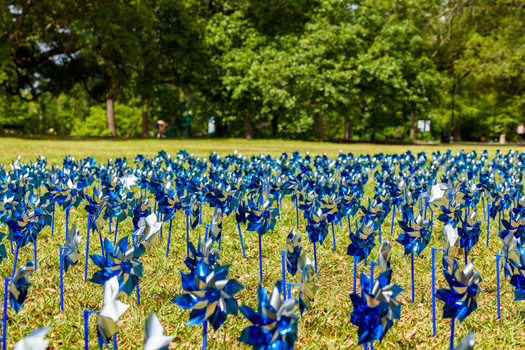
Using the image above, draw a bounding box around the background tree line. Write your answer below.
[1,0,524,142]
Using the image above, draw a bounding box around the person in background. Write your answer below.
[518,123,525,144]
[156,120,168,138]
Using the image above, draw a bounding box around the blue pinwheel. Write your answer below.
[499,212,525,245]
[239,281,300,350]
[285,230,302,276]
[89,236,144,296]
[458,211,481,254]
[349,271,402,345]
[246,195,279,237]
[436,261,482,322]
[10,260,34,312]
[172,258,244,331]
[347,220,377,264]
[396,206,432,255]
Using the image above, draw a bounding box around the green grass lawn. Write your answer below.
[0,137,524,349]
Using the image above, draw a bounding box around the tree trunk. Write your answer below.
[344,120,351,141]
[106,96,116,137]
[244,112,252,139]
[141,110,148,137]
[410,109,415,139]
[317,113,324,141]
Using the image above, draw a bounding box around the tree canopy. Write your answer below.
[1,0,523,142]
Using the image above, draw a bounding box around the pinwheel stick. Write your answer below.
[496,254,505,319]
[83,310,118,350]
[353,259,357,293]
[2,277,11,350]
[486,203,491,248]
[166,217,173,258]
[331,222,337,251]
[52,207,55,236]
[59,247,66,313]
[258,234,263,282]
[281,250,286,300]
[34,241,37,271]
[390,205,396,236]
[202,320,207,350]
[237,222,246,259]
[295,197,299,230]
[450,318,455,350]
[431,248,447,337]
[84,215,92,282]
[313,242,318,274]
[113,219,119,245]
[186,211,190,258]
[464,248,468,265]
[482,194,486,220]
[65,208,70,241]
[11,244,19,279]
[136,283,141,306]
[411,252,415,303]
[205,223,209,241]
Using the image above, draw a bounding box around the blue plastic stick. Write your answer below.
[159,213,163,238]
[431,248,447,337]
[2,277,11,350]
[281,250,286,300]
[60,246,65,313]
[186,211,190,258]
[202,320,207,350]
[486,203,491,247]
[331,222,337,251]
[109,217,112,239]
[378,224,381,244]
[496,254,505,319]
[313,241,318,274]
[464,248,468,265]
[34,240,37,271]
[482,194,486,220]
[84,215,91,282]
[113,219,119,245]
[286,282,301,299]
[411,252,415,303]
[205,223,209,241]
[11,244,19,279]
[52,208,55,236]
[353,259,357,293]
[83,310,99,350]
[499,211,501,235]
[237,222,246,259]
[295,197,299,229]
[370,261,379,289]
[390,205,396,236]
[450,318,455,350]
[258,234,263,282]
[166,218,173,258]
[136,283,141,306]
[65,208,70,241]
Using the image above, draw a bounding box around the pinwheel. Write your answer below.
[442,224,463,271]
[158,187,187,256]
[185,236,219,272]
[144,311,174,350]
[347,220,377,292]
[9,260,34,313]
[285,229,302,277]
[296,252,318,315]
[378,240,392,282]
[323,194,341,250]
[361,199,389,243]
[239,281,300,350]
[349,271,403,346]
[396,206,431,302]
[305,206,329,273]
[499,212,525,245]
[234,198,248,258]
[7,208,43,276]
[246,195,279,281]
[60,225,81,312]
[46,178,85,240]
[173,253,244,349]
[436,261,482,349]
[96,277,130,349]
[13,327,50,350]
[90,236,144,298]
[458,211,481,263]
[208,207,223,243]
[134,213,163,254]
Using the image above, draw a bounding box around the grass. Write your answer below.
[0,137,524,349]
